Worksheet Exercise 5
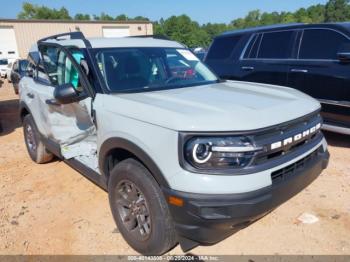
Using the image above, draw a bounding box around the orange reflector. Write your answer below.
[168,196,184,207]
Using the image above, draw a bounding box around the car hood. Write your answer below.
[100,80,321,132]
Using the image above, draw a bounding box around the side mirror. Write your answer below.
[54,83,80,104]
[337,52,350,63]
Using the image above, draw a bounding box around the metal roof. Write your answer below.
[0,18,152,24]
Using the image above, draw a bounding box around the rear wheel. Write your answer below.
[23,114,53,164]
[108,158,177,255]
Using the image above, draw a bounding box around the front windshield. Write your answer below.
[95,48,218,92]
[0,59,8,65]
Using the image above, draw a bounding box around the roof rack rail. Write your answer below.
[220,23,305,37]
[38,31,86,43]
[131,34,171,40]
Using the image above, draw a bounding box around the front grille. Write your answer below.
[252,111,323,166]
[271,146,322,184]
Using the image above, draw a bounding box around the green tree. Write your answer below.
[245,10,262,27]
[133,16,150,21]
[93,14,100,20]
[18,2,71,20]
[260,12,281,26]
[74,13,91,20]
[100,12,115,21]
[158,15,210,47]
[279,12,296,23]
[294,8,312,23]
[325,0,350,21]
[230,18,247,29]
[307,4,326,23]
[202,23,230,40]
[115,14,128,21]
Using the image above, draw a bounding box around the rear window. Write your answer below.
[206,35,242,60]
[258,30,295,59]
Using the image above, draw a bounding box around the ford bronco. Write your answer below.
[19,32,329,255]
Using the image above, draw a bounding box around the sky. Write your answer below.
[1,0,329,24]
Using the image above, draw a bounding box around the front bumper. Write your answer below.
[163,146,329,250]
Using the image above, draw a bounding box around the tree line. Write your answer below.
[17,0,350,47]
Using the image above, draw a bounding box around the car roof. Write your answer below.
[43,37,185,49]
[218,22,350,38]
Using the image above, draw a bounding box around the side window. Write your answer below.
[299,29,349,60]
[206,35,242,60]
[258,30,295,59]
[243,34,261,59]
[19,60,29,72]
[39,45,84,92]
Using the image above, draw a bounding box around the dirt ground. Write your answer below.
[0,79,349,256]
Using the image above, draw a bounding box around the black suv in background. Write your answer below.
[205,23,350,135]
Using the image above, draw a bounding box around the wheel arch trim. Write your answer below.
[99,137,170,188]
[19,101,32,122]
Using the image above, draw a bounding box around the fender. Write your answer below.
[99,137,170,188]
[19,101,31,122]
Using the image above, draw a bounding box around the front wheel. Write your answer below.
[108,158,177,255]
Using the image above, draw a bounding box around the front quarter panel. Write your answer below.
[94,94,180,187]
[19,77,47,135]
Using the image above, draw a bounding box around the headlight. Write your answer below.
[184,136,262,170]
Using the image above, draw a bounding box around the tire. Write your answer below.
[108,158,177,255]
[23,114,53,164]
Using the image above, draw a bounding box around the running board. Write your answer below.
[65,158,108,191]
